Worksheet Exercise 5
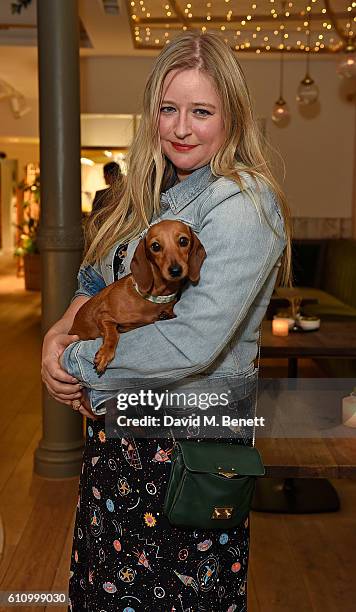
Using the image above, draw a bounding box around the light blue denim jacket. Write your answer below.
[61,164,287,414]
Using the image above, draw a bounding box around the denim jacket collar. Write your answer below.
[162,163,216,214]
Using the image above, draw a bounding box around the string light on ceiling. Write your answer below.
[127,0,356,55]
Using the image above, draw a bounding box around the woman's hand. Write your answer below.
[72,389,98,420]
[41,331,83,405]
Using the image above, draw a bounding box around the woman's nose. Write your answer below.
[173,111,192,139]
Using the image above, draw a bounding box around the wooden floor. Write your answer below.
[0,254,356,611]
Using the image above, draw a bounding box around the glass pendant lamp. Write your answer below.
[272,49,290,123]
[297,27,319,105]
[337,43,356,79]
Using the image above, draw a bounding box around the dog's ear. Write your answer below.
[130,237,153,293]
[188,228,207,283]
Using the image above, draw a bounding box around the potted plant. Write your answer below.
[14,173,41,290]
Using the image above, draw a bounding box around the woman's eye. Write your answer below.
[160,106,175,113]
[179,237,189,247]
[194,109,212,117]
[150,242,161,252]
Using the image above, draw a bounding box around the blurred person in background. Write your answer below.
[91,161,122,214]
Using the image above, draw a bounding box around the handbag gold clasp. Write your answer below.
[218,471,237,478]
[211,507,234,519]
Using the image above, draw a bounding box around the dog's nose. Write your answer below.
[168,264,183,278]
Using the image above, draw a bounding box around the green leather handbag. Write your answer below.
[163,439,265,529]
[163,326,264,529]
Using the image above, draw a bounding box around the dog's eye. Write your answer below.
[179,237,189,247]
[150,242,161,252]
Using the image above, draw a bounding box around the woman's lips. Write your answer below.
[171,142,198,151]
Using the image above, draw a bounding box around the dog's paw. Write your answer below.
[94,347,115,374]
[94,349,109,373]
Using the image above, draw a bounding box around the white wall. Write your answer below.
[80,56,154,115]
[0,93,39,180]
[0,97,39,139]
[81,114,135,147]
[243,57,355,219]
[80,55,356,220]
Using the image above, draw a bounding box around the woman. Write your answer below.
[42,32,290,612]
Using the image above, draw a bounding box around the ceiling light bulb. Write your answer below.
[337,45,356,78]
[296,75,319,105]
[272,97,290,123]
[80,157,94,166]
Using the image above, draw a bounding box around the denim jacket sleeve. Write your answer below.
[71,261,106,301]
[61,184,286,412]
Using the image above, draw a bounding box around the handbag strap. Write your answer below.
[169,323,262,449]
[252,323,262,448]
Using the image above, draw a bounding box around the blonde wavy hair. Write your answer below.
[84,31,292,286]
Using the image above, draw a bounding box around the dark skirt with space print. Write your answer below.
[68,418,250,612]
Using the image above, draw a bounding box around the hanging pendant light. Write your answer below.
[272,1,290,123]
[297,74,319,105]
[297,27,319,106]
[272,96,289,122]
[337,42,356,79]
[272,50,290,123]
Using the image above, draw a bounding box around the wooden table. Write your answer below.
[261,320,356,377]
[256,437,356,480]
[253,435,356,514]
[254,320,356,513]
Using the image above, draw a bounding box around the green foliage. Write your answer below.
[14,174,40,256]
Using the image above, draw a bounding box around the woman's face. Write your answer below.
[159,68,225,181]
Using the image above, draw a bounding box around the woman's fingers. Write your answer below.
[47,391,83,408]
[41,333,80,384]
[51,394,74,406]
[42,353,83,401]
[42,375,82,395]
[46,387,82,402]
[70,396,97,420]
[51,390,82,402]
[42,359,79,385]
[77,390,98,420]
[42,371,83,400]
[42,360,82,393]
[42,374,82,396]
[41,330,86,404]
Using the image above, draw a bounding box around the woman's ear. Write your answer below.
[188,229,207,283]
[130,238,153,293]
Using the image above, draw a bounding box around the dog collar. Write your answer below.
[132,279,178,304]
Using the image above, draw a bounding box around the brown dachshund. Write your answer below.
[69,220,206,373]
